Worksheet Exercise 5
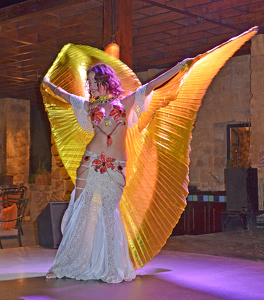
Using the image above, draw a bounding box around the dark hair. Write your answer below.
[87,63,124,97]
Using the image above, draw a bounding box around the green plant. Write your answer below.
[28,174,36,184]
[36,162,50,175]
[226,159,232,169]
[29,162,50,184]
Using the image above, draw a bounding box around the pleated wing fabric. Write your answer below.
[41,27,258,269]
[41,45,141,181]
[122,27,257,268]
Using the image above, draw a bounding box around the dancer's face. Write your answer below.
[87,71,108,98]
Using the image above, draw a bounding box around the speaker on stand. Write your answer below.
[37,202,69,248]
[222,168,258,231]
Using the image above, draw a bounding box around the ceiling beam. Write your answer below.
[140,0,241,32]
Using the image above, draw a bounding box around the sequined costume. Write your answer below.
[41,27,258,278]
[91,98,128,147]
[48,85,152,282]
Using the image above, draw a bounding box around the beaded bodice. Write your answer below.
[90,99,127,147]
[91,99,127,127]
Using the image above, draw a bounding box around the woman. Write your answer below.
[41,27,256,282]
[42,59,190,283]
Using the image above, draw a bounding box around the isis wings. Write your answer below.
[41,27,258,268]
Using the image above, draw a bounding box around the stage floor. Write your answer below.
[0,246,264,300]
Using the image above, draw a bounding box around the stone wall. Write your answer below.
[0,101,6,176]
[0,98,30,186]
[250,34,264,210]
[29,135,74,222]
[189,55,252,191]
[0,98,74,221]
[137,55,252,192]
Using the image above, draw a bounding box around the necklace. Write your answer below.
[90,93,115,104]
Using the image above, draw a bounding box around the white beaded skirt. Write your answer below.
[49,161,136,283]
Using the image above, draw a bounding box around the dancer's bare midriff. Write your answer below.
[86,125,128,161]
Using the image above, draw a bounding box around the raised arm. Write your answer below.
[145,58,192,96]
[42,77,71,104]
[123,58,192,111]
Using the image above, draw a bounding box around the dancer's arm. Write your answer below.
[43,78,98,114]
[123,58,192,109]
[144,58,192,96]
[43,77,71,103]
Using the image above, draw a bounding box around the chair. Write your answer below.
[0,197,29,249]
[0,186,28,235]
[1,186,27,199]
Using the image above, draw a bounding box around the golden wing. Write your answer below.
[41,44,141,181]
[121,27,258,269]
[41,27,257,270]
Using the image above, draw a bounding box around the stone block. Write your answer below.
[211,107,229,123]
[195,148,206,158]
[56,161,64,168]
[51,167,61,180]
[52,179,65,191]
[251,34,264,56]
[51,156,57,168]
[196,159,204,167]
[193,127,213,141]
[54,155,64,167]
[251,72,264,95]
[199,169,210,183]
[62,193,71,201]
[65,179,75,193]
[214,157,225,168]
[50,190,64,201]
[189,168,200,183]
[35,174,51,185]
[214,141,225,156]
[51,144,59,156]
[251,55,264,73]
[29,184,39,191]
[44,185,52,191]
[250,93,264,110]
[16,138,27,147]
[60,167,71,180]
[13,174,24,184]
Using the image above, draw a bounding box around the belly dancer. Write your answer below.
[42,60,189,283]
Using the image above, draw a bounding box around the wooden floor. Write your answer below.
[0,221,264,300]
[0,247,264,300]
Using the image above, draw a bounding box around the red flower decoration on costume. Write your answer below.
[117,165,123,171]
[92,153,116,174]
[91,107,104,124]
[109,105,126,122]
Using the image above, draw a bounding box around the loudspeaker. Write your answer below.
[37,202,69,248]
[221,211,247,232]
[225,168,258,212]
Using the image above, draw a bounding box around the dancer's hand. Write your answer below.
[42,77,71,103]
[43,77,50,85]
[179,58,194,71]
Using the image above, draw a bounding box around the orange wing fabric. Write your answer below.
[122,27,258,268]
[41,27,258,269]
